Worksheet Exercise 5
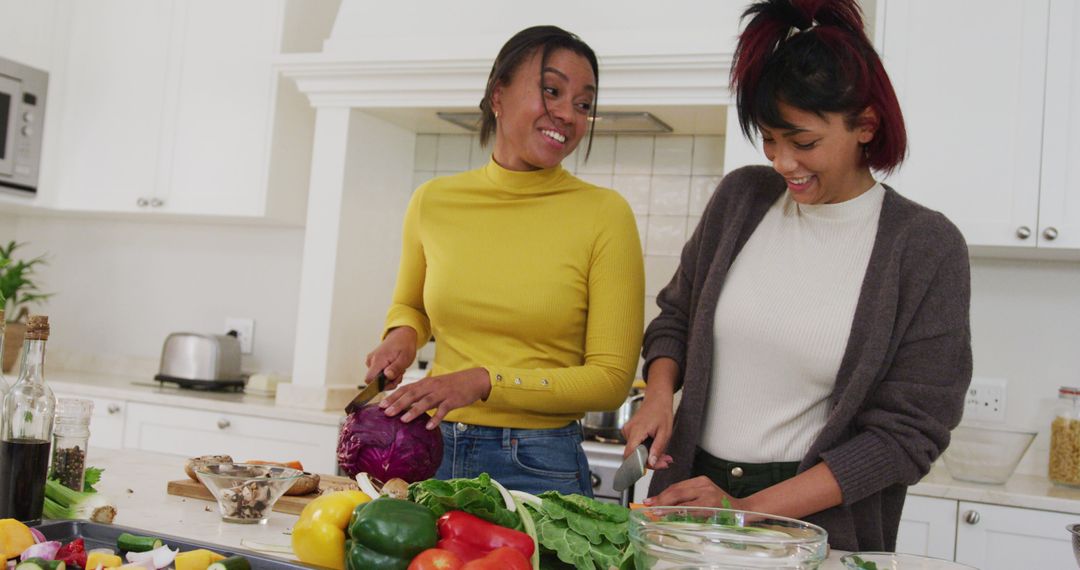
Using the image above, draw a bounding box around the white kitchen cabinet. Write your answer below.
[0,0,60,72]
[896,495,957,560]
[954,501,1077,569]
[1038,0,1080,249]
[122,401,338,473]
[44,0,321,222]
[53,392,127,450]
[880,0,1050,249]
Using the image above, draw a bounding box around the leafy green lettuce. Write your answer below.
[526,492,633,570]
[408,473,522,530]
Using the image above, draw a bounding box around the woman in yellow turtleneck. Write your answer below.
[367,26,644,496]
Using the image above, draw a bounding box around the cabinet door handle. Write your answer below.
[1016,226,1032,240]
[217,418,231,430]
[963,510,981,525]
[150,198,164,208]
[1043,227,1059,241]
[590,472,601,489]
[136,197,150,207]
[107,404,121,415]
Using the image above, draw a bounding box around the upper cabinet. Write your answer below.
[30,0,334,223]
[881,0,1080,251]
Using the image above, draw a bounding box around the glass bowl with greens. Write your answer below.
[629,506,828,569]
[841,552,977,569]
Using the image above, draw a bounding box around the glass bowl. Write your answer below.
[941,424,1036,484]
[629,506,828,569]
[195,462,301,524]
[841,552,976,569]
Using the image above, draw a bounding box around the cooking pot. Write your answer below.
[582,392,644,443]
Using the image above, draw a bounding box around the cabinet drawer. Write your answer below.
[122,402,338,473]
[54,392,126,450]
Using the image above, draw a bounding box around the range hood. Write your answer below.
[436,110,674,134]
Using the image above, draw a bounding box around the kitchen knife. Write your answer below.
[345,372,387,414]
[612,436,654,493]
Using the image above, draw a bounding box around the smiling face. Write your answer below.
[760,101,879,205]
[490,48,596,171]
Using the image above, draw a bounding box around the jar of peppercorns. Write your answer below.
[50,398,94,491]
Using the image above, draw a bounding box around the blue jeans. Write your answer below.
[435,421,593,497]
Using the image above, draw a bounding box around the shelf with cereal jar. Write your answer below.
[1049,386,1080,486]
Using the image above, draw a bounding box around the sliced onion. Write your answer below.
[125,545,178,570]
[29,528,46,544]
[21,541,62,561]
[88,548,116,556]
[490,479,516,513]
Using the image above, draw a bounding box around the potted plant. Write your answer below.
[0,241,53,373]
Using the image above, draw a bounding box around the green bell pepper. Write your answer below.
[346,498,438,570]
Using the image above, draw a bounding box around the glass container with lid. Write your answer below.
[1050,386,1080,486]
[51,397,94,491]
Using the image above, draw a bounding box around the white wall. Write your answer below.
[9,215,304,376]
[969,257,1080,475]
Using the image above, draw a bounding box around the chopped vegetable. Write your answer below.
[847,555,879,570]
[206,556,250,570]
[85,552,123,569]
[124,545,177,570]
[115,535,162,554]
[15,558,64,570]
[408,474,521,531]
[55,539,87,569]
[28,528,46,545]
[43,479,116,524]
[173,550,225,570]
[291,491,371,570]
[0,519,35,559]
[20,541,61,562]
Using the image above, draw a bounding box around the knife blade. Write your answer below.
[345,372,387,414]
[612,436,654,493]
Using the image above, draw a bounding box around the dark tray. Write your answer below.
[33,520,319,570]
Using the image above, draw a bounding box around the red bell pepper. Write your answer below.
[460,547,530,570]
[435,511,535,562]
[56,538,87,569]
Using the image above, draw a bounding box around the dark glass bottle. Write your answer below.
[0,315,55,523]
[0,311,9,423]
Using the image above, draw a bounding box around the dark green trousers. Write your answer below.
[691,447,800,499]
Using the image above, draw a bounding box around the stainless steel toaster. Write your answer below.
[154,332,244,388]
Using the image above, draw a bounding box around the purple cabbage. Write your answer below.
[337,403,443,482]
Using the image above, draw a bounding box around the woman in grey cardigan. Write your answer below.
[621,0,971,552]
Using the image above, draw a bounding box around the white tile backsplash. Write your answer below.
[613,175,652,215]
[411,134,724,304]
[650,175,691,216]
[436,134,473,171]
[653,136,694,174]
[615,136,655,174]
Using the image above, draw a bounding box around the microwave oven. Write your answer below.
[0,55,48,196]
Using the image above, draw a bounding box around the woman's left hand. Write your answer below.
[379,368,492,430]
[644,476,745,509]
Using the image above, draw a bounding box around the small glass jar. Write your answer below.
[1049,386,1080,486]
[50,398,94,491]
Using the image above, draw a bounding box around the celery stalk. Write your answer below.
[43,479,117,523]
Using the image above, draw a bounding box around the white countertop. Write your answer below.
[910,462,1080,515]
[47,370,345,426]
[87,447,853,568]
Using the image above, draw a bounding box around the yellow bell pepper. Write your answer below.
[291,490,371,570]
[0,519,34,559]
[86,552,124,569]
[174,549,226,570]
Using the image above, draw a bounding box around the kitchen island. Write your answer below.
[87,447,854,569]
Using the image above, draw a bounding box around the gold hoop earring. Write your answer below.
[494,111,500,119]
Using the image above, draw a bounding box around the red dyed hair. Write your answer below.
[731,0,906,174]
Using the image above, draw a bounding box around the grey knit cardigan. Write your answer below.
[643,165,972,551]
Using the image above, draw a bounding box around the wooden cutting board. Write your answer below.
[166,475,359,516]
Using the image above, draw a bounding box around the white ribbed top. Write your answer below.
[700,183,885,462]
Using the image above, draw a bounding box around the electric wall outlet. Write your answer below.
[964,377,1007,422]
[225,317,255,354]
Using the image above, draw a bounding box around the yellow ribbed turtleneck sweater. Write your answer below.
[384,160,644,429]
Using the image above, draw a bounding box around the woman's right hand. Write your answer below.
[364,326,418,390]
[622,394,675,470]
